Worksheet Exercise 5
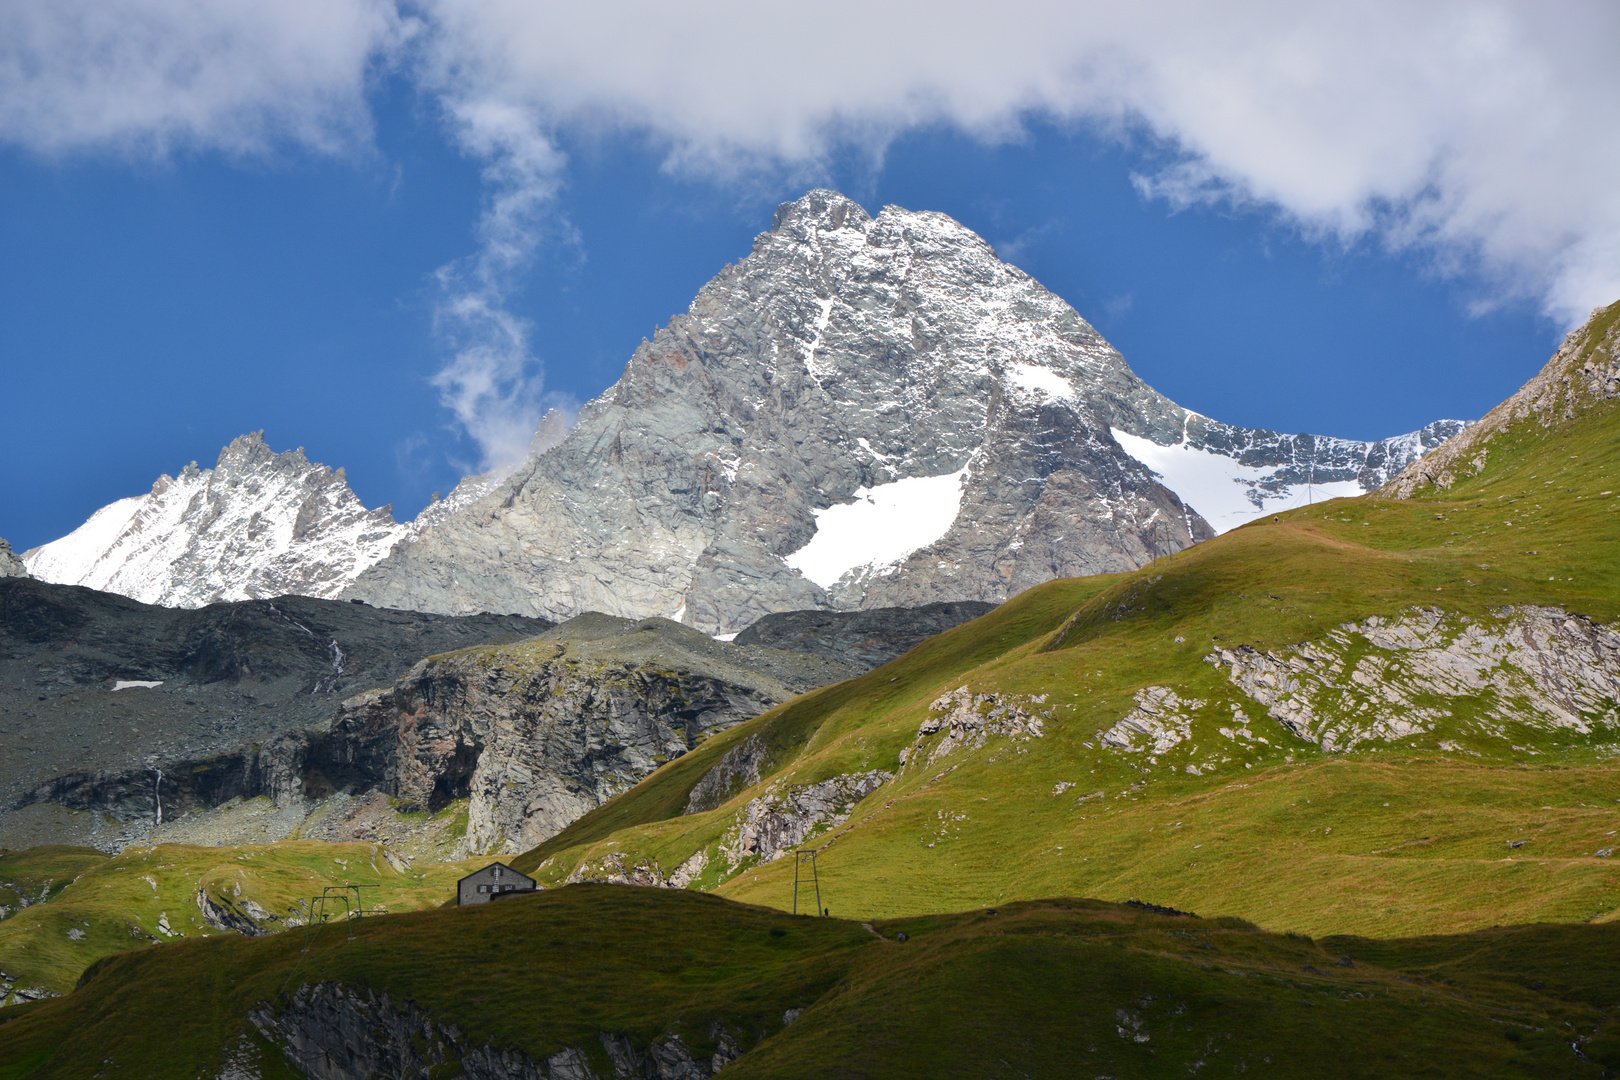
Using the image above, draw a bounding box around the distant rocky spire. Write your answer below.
[0,536,30,578]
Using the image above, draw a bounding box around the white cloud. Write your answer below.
[411,1,1619,325]
[6,4,1616,444]
[0,0,408,157]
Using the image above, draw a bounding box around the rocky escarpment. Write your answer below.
[319,615,856,854]
[565,767,893,891]
[1066,605,1620,777]
[249,982,739,1080]
[24,432,414,607]
[732,600,995,669]
[1208,606,1620,752]
[715,771,892,869]
[0,538,28,579]
[348,190,1458,633]
[11,586,993,856]
[1386,299,1618,497]
[0,577,551,851]
[20,613,861,857]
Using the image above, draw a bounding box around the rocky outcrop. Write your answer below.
[196,882,277,937]
[717,771,891,867]
[349,190,1456,633]
[1386,299,1618,496]
[0,537,29,579]
[24,432,415,607]
[683,734,769,816]
[3,592,867,855]
[317,615,859,854]
[1101,687,1206,755]
[1,967,58,1007]
[1208,606,1620,751]
[248,982,735,1080]
[899,688,1050,767]
[732,601,995,669]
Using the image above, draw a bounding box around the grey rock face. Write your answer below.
[250,981,733,1080]
[1208,606,1620,751]
[350,190,1458,632]
[249,982,548,1080]
[0,537,28,579]
[305,615,860,855]
[732,600,995,670]
[715,770,891,869]
[414,408,575,533]
[565,766,892,889]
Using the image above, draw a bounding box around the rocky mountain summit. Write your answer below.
[347,190,1461,633]
[23,433,412,607]
[25,194,1459,625]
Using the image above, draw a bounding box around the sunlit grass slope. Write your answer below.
[514,303,1620,938]
[4,885,1620,1078]
[0,841,481,1000]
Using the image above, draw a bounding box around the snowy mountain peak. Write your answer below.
[347,189,1469,632]
[770,189,872,236]
[25,434,413,607]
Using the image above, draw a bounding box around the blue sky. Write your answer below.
[1,3,1615,551]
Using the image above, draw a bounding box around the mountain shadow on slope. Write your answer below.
[0,577,552,849]
[733,600,996,669]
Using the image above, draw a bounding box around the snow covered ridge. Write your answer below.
[24,432,413,608]
[1112,417,1467,534]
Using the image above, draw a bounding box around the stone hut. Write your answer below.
[457,862,537,906]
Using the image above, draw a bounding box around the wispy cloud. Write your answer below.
[424,98,573,471]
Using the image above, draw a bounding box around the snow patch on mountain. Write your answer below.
[1006,362,1076,401]
[1111,428,1365,532]
[784,467,970,588]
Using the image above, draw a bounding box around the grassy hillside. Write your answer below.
[3,884,1619,1078]
[511,303,1620,939]
[0,841,482,1001]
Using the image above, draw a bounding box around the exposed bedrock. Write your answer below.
[0,578,555,850]
[0,537,28,579]
[1208,605,1620,751]
[248,981,738,1079]
[330,615,848,854]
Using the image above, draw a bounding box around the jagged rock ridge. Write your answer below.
[23,432,413,607]
[1386,299,1618,497]
[348,190,1460,632]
